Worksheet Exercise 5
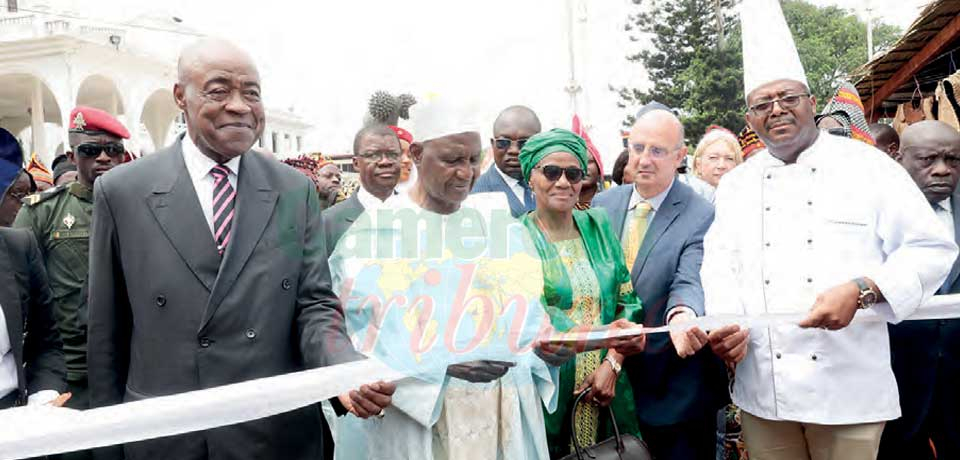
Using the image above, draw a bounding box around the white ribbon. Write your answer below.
[3,294,960,459]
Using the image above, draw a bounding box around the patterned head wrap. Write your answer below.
[283,155,323,193]
[738,125,766,160]
[819,82,876,146]
[518,128,589,183]
[25,152,53,186]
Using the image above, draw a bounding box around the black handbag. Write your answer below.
[559,389,654,460]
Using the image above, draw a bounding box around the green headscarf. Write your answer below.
[518,128,589,183]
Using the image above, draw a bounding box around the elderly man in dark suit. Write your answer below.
[322,124,402,252]
[880,120,960,460]
[470,105,541,217]
[592,109,728,459]
[87,38,394,460]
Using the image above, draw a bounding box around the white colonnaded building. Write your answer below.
[0,0,313,167]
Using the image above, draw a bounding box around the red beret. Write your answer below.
[389,126,414,144]
[69,106,130,139]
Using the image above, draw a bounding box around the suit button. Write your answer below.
[940,320,948,326]
[281,278,292,290]
[156,295,166,307]
[245,329,257,340]
[199,337,211,348]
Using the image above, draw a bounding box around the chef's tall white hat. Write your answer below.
[742,0,808,99]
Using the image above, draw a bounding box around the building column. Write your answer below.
[30,77,46,160]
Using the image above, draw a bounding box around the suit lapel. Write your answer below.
[942,190,960,293]
[147,145,220,292]
[0,235,24,369]
[611,185,632,238]
[488,168,524,215]
[0,237,24,382]
[202,152,278,330]
[632,183,686,279]
[344,194,362,224]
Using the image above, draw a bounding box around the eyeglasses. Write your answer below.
[357,150,401,162]
[748,93,811,116]
[630,143,677,159]
[75,142,125,158]
[534,165,585,183]
[494,138,528,151]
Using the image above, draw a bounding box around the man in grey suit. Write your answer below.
[592,109,728,459]
[470,106,540,217]
[87,39,394,460]
[323,124,402,253]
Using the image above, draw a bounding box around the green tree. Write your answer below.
[615,0,901,143]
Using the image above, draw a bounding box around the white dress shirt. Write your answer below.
[356,186,399,211]
[0,305,58,405]
[495,165,526,204]
[182,135,242,238]
[702,133,958,425]
[935,198,955,241]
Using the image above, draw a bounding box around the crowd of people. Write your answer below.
[1,0,960,460]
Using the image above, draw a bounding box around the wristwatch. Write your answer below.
[853,277,878,310]
[605,355,622,375]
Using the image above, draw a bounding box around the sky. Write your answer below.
[39,0,933,167]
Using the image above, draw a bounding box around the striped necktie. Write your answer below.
[210,165,236,255]
[623,202,653,270]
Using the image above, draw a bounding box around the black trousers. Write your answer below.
[879,370,960,460]
[639,415,717,460]
[0,389,18,409]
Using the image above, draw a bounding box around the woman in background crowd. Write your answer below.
[692,127,743,189]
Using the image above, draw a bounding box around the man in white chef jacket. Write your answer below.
[700,0,959,459]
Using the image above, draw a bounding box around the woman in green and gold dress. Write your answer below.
[518,129,646,458]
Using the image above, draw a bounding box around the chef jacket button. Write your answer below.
[281,278,292,290]
[156,295,166,307]
[811,354,818,361]
[807,278,813,283]
[245,329,257,340]
[811,167,817,173]
[807,239,813,244]
[766,174,772,179]
[765,242,771,247]
[765,206,771,212]
[764,280,770,285]
[199,337,211,348]
[775,352,782,359]
[807,200,813,206]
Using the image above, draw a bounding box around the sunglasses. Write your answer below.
[75,142,125,158]
[824,127,850,138]
[534,165,585,183]
[494,138,528,151]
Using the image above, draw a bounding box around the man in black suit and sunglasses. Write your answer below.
[14,107,129,454]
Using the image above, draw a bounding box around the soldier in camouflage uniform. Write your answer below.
[13,106,128,435]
